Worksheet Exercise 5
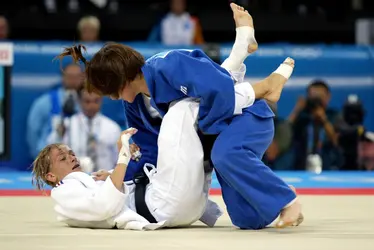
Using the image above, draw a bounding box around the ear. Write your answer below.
[45,172,57,185]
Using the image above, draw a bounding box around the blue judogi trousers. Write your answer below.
[211,108,296,229]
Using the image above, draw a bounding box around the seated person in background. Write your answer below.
[287,80,342,170]
[0,16,9,40]
[263,101,293,170]
[358,133,374,171]
[27,64,83,159]
[77,15,100,42]
[47,87,122,172]
[338,95,370,170]
[148,0,204,45]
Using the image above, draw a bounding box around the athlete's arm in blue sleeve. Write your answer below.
[154,50,236,134]
[122,102,158,181]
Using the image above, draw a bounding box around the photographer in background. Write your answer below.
[27,64,83,159]
[337,95,371,170]
[288,80,342,171]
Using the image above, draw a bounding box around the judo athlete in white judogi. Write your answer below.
[31,83,259,230]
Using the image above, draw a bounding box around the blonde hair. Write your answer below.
[31,143,64,190]
[77,16,101,31]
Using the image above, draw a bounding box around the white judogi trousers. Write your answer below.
[145,98,213,227]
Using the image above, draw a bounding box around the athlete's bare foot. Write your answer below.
[230,3,258,53]
[263,57,295,103]
[288,185,304,226]
[275,184,302,228]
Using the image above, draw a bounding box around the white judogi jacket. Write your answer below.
[51,99,224,231]
[51,171,167,230]
[52,166,222,231]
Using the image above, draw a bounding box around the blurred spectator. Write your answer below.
[263,101,293,170]
[77,16,100,42]
[46,87,121,172]
[337,95,368,170]
[358,132,374,171]
[0,16,9,40]
[27,64,83,159]
[0,98,3,154]
[148,0,204,45]
[44,0,109,13]
[288,80,342,170]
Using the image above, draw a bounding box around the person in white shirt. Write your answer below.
[47,87,121,172]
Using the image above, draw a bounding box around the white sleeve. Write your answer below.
[233,82,256,115]
[224,63,255,115]
[51,177,128,222]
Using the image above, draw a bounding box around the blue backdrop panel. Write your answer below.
[0,171,373,190]
[1,42,374,171]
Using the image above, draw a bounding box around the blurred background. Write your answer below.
[0,0,374,181]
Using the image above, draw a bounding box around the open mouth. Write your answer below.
[72,163,80,170]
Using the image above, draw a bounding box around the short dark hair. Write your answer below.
[56,43,145,99]
[307,79,330,93]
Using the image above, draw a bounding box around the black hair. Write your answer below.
[307,80,330,93]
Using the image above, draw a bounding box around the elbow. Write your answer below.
[101,200,125,219]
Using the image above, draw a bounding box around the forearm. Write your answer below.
[288,108,300,124]
[111,128,137,191]
[110,163,128,191]
[323,121,338,146]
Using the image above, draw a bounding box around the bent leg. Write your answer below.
[146,99,207,226]
[211,109,296,227]
[217,172,274,229]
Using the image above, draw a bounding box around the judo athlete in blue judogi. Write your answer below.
[58,3,303,229]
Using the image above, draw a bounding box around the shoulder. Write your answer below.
[101,115,120,129]
[51,179,85,197]
[32,92,52,107]
[147,49,204,64]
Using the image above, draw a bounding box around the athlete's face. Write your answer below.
[45,145,82,185]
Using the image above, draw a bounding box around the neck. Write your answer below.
[84,112,97,119]
[133,77,150,97]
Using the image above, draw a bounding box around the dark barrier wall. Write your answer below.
[1,42,374,170]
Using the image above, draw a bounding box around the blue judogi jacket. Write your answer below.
[124,49,235,179]
[124,49,273,180]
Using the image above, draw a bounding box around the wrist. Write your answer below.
[117,147,130,165]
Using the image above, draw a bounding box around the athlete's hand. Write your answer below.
[117,128,138,152]
[117,128,138,165]
[92,169,111,181]
[130,143,141,161]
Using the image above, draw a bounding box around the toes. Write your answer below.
[284,57,295,67]
[230,3,236,11]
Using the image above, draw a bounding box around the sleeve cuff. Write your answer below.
[233,82,255,115]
